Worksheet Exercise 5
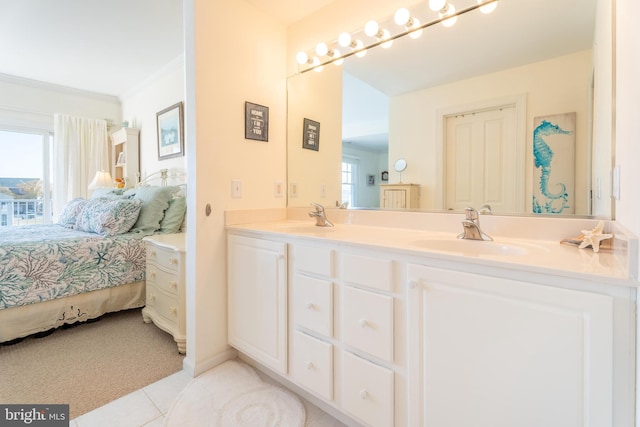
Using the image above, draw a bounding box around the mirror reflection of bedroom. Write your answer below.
[0,0,188,420]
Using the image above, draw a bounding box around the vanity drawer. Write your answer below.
[342,286,393,362]
[293,245,334,277]
[291,331,333,401]
[146,265,179,296]
[341,351,394,427]
[342,253,392,292]
[146,243,181,272]
[293,274,333,337]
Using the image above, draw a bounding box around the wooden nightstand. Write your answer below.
[142,233,186,354]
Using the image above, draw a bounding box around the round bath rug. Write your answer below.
[164,360,305,427]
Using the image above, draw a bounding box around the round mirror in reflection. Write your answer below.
[394,159,407,172]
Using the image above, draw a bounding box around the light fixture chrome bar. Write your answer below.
[296,0,499,74]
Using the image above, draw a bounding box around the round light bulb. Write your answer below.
[311,56,323,72]
[329,49,343,66]
[338,32,352,48]
[429,0,447,12]
[440,4,458,27]
[295,51,308,65]
[409,18,423,39]
[353,39,367,58]
[477,0,497,14]
[380,29,393,48]
[394,8,410,26]
[315,42,328,56]
[364,20,379,37]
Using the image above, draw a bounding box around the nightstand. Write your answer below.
[142,233,186,354]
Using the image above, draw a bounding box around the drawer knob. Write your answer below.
[169,306,177,316]
[149,294,156,303]
[149,272,156,280]
[170,258,179,265]
[149,250,157,258]
[306,361,314,370]
[169,281,178,289]
[358,319,368,328]
[359,390,368,400]
[306,302,315,310]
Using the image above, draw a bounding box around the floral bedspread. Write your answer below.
[0,224,146,309]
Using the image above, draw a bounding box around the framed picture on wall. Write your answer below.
[367,174,375,186]
[245,101,269,142]
[156,102,184,160]
[302,118,320,151]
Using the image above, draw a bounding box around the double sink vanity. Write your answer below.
[226,207,638,427]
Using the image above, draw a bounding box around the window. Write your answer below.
[341,157,358,207]
[0,129,53,226]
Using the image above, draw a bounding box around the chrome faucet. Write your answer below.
[457,207,492,241]
[309,203,334,227]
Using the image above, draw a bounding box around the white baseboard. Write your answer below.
[182,347,238,377]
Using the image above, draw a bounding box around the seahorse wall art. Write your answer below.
[532,114,576,214]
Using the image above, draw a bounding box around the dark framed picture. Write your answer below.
[367,174,375,186]
[156,102,184,160]
[245,102,269,142]
[381,171,389,181]
[302,118,320,151]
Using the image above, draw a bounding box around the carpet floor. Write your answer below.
[0,308,184,419]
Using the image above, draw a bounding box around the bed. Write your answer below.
[0,171,186,343]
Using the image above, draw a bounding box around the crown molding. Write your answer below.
[0,73,120,104]
[119,54,185,102]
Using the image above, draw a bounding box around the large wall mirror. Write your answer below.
[287,0,614,218]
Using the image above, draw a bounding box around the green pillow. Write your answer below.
[123,186,178,233]
[159,196,186,234]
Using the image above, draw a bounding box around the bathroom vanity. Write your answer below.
[227,209,637,427]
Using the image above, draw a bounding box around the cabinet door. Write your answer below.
[407,265,613,427]
[228,234,287,373]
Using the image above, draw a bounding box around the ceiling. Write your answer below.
[0,0,596,100]
[0,0,333,98]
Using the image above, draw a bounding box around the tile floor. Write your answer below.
[71,367,347,427]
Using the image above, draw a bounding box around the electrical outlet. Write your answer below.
[231,179,242,198]
[274,181,284,198]
[290,182,298,198]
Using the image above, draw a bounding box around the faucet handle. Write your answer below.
[310,203,325,213]
[464,207,479,221]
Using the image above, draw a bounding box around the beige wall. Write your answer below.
[390,50,593,214]
[184,0,287,374]
[614,0,640,241]
[121,56,187,179]
[287,66,342,207]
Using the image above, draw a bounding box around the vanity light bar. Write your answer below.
[295,0,499,74]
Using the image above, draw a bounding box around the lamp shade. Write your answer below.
[89,170,113,190]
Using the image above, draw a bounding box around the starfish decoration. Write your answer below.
[578,221,613,253]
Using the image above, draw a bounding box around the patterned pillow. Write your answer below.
[90,188,125,199]
[76,198,143,236]
[58,198,88,228]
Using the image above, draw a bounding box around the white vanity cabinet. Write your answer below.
[407,264,616,427]
[228,234,287,374]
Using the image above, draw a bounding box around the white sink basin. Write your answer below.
[272,224,335,234]
[410,238,530,256]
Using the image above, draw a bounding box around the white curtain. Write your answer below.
[53,114,109,219]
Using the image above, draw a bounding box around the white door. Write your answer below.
[227,234,287,373]
[407,265,614,427]
[445,106,518,213]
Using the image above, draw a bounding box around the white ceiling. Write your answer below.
[0,0,596,103]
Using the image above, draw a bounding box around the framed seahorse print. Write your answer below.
[532,112,576,214]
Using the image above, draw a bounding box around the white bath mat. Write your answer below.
[164,360,305,427]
